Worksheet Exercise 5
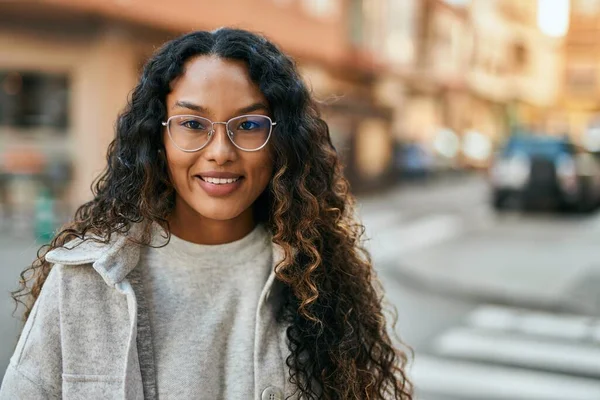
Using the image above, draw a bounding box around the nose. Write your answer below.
[202,122,237,165]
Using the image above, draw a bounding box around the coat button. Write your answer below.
[261,386,283,400]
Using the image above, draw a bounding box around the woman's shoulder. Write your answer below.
[44,237,113,287]
[38,263,131,340]
[39,263,121,314]
[45,234,117,267]
[46,222,146,287]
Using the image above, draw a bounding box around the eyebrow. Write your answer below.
[173,101,269,116]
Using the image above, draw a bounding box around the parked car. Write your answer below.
[490,135,600,212]
[395,141,434,180]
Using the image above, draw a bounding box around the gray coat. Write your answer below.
[0,223,295,399]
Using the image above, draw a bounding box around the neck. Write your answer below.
[168,203,256,245]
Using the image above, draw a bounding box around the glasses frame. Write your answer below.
[161,114,277,153]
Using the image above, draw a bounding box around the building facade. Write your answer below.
[561,0,600,148]
[0,0,573,230]
[1,0,403,228]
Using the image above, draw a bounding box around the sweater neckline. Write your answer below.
[148,221,271,266]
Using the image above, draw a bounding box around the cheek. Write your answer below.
[165,149,192,186]
[251,154,274,191]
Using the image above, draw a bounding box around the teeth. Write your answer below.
[202,177,240,185]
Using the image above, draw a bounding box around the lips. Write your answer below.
[194,174,244,197]
[198,176,242,185]
[196,171,243,180]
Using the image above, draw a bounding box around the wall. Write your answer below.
[40,0,349,64]
[0,26,142,206]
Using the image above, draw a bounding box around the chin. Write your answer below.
[193,204,246,222]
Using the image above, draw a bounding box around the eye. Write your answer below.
[238,120,260,130]
[181,119,207,130]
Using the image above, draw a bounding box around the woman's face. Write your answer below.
[163,55,274,224]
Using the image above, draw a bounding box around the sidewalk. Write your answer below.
[357,176,600,316]
[388,219,600,315]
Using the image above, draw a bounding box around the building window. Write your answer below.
[511,42,528,73]
[0,71,69,131]
[566,64,597,93]
[384,0,417,65]
[574,0,600,15]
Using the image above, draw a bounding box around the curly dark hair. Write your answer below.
[12,28,412,399]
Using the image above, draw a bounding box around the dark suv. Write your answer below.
[490,135,600,212]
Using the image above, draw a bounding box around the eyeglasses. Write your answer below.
[161,114,276,152]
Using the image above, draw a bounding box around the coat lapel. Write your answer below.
[254,244,293,398]
[44,221,291,400]
[45,222,148,400]
[44,222,145,286]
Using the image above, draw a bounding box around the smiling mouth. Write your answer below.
[197,176,243,185]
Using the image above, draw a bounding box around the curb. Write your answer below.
[384,263,594,316]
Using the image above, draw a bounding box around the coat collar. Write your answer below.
[44,222,146,287]
[44,221,286,291]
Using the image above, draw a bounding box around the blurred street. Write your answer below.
[357,172,600,400]
[363,172,600,313]
[4,172,600,400]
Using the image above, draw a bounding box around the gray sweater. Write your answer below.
[141,223,272,398]
[0,221,295,399]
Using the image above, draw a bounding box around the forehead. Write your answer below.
[167,55,266,111]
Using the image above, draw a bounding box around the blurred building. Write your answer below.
[562,0,600,149]
[316,0,424,189]
[0,0,574,227]
[497,0,564,133]
[408,0,473,169]
[1,0,404,222]
[466,0,563,166]
[355,0,565,173]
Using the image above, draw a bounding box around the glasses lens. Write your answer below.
[227,115,272,150]
[167,116,212,151]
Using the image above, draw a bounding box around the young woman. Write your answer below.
[1,28,412,399]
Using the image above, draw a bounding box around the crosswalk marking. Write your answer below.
[415,303,600,399]
[411,355,600,400]
[466,305,593,340]
[432,327,600,376]
[465,305,517,329]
